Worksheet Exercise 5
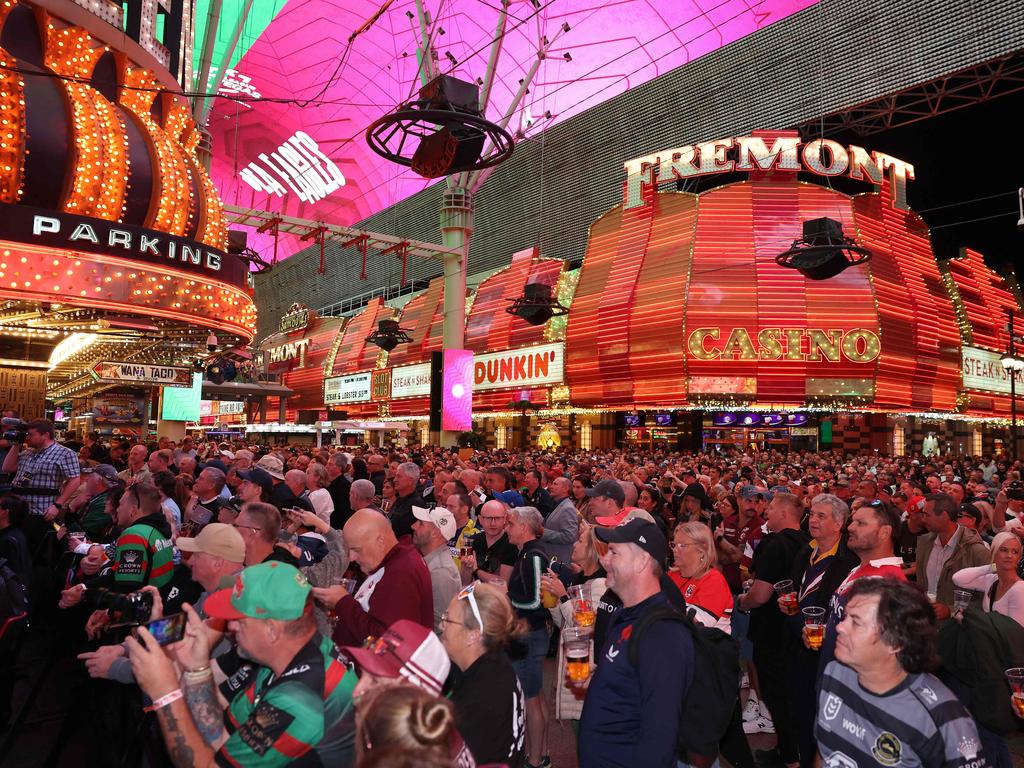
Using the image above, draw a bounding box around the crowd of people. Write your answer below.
[1,411,1023,767]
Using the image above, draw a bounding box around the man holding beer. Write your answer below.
[816,578,986,768]
[737,492,810,768]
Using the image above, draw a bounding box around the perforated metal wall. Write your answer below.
[253,0,1024,337]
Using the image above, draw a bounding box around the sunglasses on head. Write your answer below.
[458,581,484,629]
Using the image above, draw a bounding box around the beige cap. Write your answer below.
[177,523,245,563]
[256,454,285,480]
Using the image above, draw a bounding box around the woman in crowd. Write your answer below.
[669,521,733,627]
[571,474,592,522]
[953,531,1024,625]
[305,461,334,523]
[440,581,526,767]
[637,484,671,530]
[381,477,397,512]
[356,685,469,768]
[150,469,186,534]
[505,506,551,768]
[540,524,607,726]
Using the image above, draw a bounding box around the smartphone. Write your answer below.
[142,613,187,646]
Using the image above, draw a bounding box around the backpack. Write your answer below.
[627,604,741,762]
[0,556,28,640]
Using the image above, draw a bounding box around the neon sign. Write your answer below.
[266,338,310,365]
[239,131,345,204]
[623,134,915,210]
[687,328,880,363]
[474,343,565,391]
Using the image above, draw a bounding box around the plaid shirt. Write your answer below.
[13,441,81,515]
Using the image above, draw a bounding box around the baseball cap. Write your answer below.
[219,450,236,461]
[595,507,656,527]
[82,464,119,484]
[413,506,457,540]
[204,562,311,621]
[342,619,451,695]
[585,478,626,504]
[957,503,982,525]
[1007,482,1024,502]
[255,454,286,480]
[176,522,245,563]
[595,518,668,567]
[492,489,525,507]
[737,485,769,501]
[238,467,273,495]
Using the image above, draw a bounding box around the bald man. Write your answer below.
[311,508,433,646]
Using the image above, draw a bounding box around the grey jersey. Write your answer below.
[815,661,986,768]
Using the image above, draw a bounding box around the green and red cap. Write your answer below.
[204,561,311,621]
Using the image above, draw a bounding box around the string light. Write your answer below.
[0,46,25,203]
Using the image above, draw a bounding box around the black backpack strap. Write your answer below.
[626,605,689,667]
[987,580,999,611]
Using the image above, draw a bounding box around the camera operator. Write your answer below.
[2,418,81,527]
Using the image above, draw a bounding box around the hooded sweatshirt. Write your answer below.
[112,510,174,590]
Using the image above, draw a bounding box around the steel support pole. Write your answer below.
[435,188,472,446]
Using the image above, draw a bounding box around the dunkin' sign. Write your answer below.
[473,343,565,392]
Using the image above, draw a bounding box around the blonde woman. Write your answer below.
[669,521,733,628]
[439,581,526,768]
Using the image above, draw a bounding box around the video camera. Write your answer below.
[1,416,27,443]
[89,588,154,626]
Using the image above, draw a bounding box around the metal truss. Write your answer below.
[222,204,460,263]
[799,51,1024,137]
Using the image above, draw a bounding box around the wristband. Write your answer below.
[145,689,183,712]
[559,595,569,605]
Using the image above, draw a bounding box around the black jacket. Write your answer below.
[389,492,424,540]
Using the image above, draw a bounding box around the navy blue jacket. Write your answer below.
[578,591,695,768]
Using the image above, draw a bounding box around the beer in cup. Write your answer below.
[774,579,798,615]
[563,627,591,683]
[802,606,826,650]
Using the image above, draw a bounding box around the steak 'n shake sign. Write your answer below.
[623,133,915,210]
[962,346,1024,395]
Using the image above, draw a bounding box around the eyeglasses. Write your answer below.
[232,523,261,534]
[438,611,463,627]
[458,581,484,629]
[671,542,699,550]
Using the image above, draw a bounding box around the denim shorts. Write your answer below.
[511,625,549,698]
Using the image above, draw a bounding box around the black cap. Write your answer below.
[957,503,982,524]
[238,467,273,495]
[1007,482,1024,502]
[595,518,668,567]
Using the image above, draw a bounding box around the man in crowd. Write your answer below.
[117,444,150,486]
[2,418,81,522]
[815,578,987,768]
[816,500,906,670]
[464,499,517,585]
[539,476,578,564]
[147,449,173,476]
[389,461,425,539]
[233,501,299,566]
[312,507,432,646]
[446,491,480,567]
[349,478,379,513]
[586,478,628,525]
[412,505,461,631]
[578,519,695,767]
[126,562,358,766]
[737,492,810,768]
[184,466,225,529]
[522,469,555,518]
[75,464,120,541]
[917,492,991,618]
[326,452,353,528]
[368,453,387,494]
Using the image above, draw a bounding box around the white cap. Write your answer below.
[413,506,457,540]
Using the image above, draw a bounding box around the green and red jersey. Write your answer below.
[216,633,357,767]
[113,511,174,589]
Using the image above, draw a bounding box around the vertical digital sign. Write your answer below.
[441,349,473,432]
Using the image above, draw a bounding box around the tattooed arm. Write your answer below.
[154,698,216,768]
[183,672,229,749]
